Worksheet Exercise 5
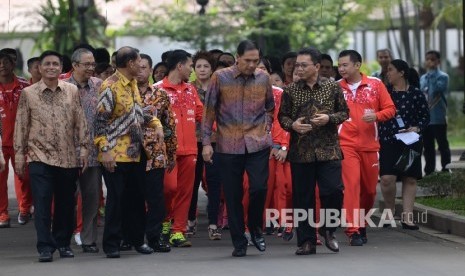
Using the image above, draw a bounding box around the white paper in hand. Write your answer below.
[395,132,420,145]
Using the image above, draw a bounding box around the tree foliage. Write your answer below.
[375,0,463,66]
[124,0,380,55]
[34,0,109,56]
[431,0,463,28]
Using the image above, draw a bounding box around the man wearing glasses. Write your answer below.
[278,47,348,256]
[64,48,102,254]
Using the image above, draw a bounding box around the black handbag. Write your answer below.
[393,148,420,173]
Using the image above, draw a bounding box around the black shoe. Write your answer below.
[282,227,294,242]
[295,241,316,255]
[382,222,393,228]
[58,247,74,258]
[82,244,99,253]
[349,233,364,246]
[119,241,132,251]
[359,227,367,244]
[150,237,171,253]
[264,226,275,235]
[134,244,154,254]
[232,247,247,257]
[249,228,266,252]
[401,222,419,230]
[318,228,340,252]
[106,251,120,258]
[38,251,53,262]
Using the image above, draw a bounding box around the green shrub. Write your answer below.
[448,68,465,92]
[418,170,465,197]
[418,172,452,197]
[450,169,465,197]
[447,94,465,148]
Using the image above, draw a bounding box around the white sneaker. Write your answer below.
[186,220,197,237]
[208,225,222,240]
[74,233,82,246]
[244,232,253,246]
[18,212,31,225]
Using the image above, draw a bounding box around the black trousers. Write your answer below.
[144,168,166,244]
[291,160,344,246]
[29,162,78,254]
[102,161,146,253]
[188,143,222,226]
[188,142,204,221]
[423,124,451,174]
[205,150,222,226]
[217,148,269,249]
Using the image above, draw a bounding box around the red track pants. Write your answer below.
[164,154,197,233]
[341,147,379,236]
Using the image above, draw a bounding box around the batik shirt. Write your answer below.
[64,75,102,167]
[140,85,177,170]
[202,65,274,154]
[94,70,162,162]
[14,80,89,168]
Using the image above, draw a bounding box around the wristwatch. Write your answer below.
[101,146,110,153]
[280,146,287,151]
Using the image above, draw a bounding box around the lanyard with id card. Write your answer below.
[395,113,405,130]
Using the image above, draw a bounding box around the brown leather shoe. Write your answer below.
[295,241,316,255]
[318,228,340,252]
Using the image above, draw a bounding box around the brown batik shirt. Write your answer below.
[278,77,349,163]
[140,85,177,170]
[14,80,89,168]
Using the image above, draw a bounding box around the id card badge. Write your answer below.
[396,115,405,129]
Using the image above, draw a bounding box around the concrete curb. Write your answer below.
[378,198,465,238]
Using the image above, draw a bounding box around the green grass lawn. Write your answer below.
[449,133,465,149]
[447,94,465,149]
[416,196,465,216]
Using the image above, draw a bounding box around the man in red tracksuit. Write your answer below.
[154,50,203,247]
[0,52,32,228]
[337,50,396,246]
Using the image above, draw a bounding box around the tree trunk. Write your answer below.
[437,1,447,70]
[413,4,422,67]
[419,5,434,51]
[398,0,413,65]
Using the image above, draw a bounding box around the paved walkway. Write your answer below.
[2,191,465,276]
[1,152,464,276]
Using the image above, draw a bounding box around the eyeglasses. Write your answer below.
[294,63,315,69]
[77,62,97,68]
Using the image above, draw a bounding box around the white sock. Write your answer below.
[209,224,217,230]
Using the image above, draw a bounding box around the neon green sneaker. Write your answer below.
[161,221,171,242]
[162,221,171,235]
[169,232,192,247]
[98,207,105,217]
